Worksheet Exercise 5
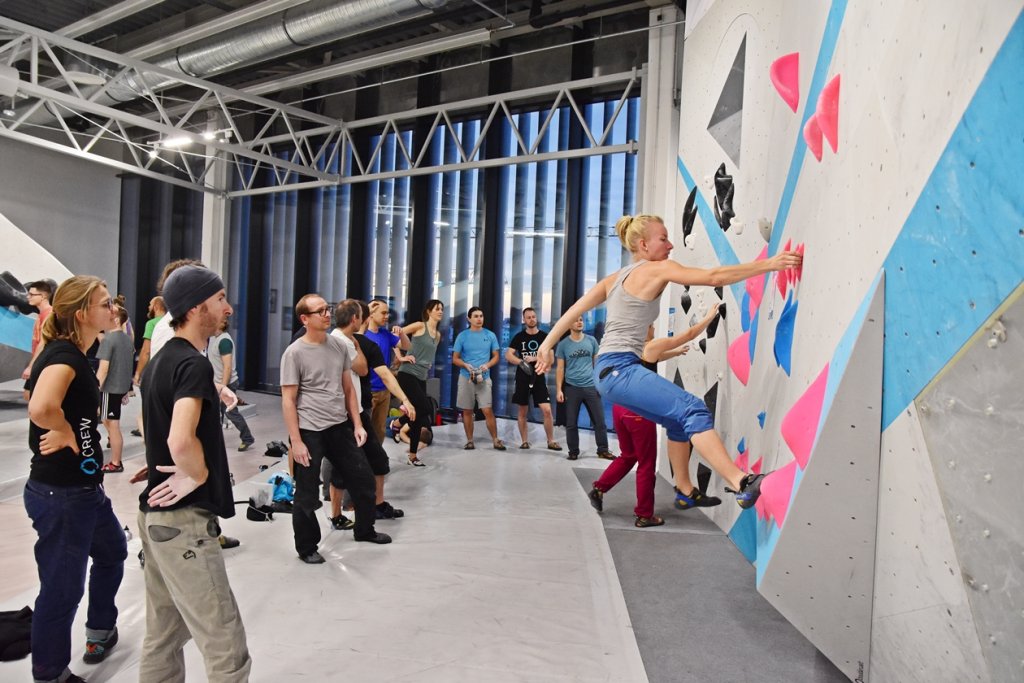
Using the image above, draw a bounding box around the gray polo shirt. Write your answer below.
[280,334,352,431]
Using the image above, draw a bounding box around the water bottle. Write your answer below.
[667,307,676,337]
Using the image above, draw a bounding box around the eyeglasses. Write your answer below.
[309,305,334,317]
[27,291,42,298]
[91,299,118,310]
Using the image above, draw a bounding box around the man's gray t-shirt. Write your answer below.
[207,332,239,386]
[97,330,135,394]
[280,335,352,431]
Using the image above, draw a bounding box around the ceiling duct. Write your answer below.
[105,0,450,101]
[23,0,450,122]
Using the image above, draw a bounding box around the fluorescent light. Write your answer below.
[160,135,193,148]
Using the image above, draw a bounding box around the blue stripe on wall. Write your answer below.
[881,10,1024,428]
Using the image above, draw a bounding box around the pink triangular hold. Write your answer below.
[777,239,793,297]
[803,114,823,162]
[751,457,763,474]
[728,332,752,385]
[816,74,841,153]
[735,450,749,472]
[770,53,800,113]
[753,459,798,528]
[745,245,770,311]
[780,364,829,468]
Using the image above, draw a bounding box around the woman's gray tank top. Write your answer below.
[597,259,662,358]
[398,327,439,380]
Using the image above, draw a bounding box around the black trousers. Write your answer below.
[293,422,376,555]
[396,373,432,455]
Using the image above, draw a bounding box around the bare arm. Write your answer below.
[643,304,722,362]
[392,325,411,351]
[147,397,209,507]
[452,350,471,371]
[484,348,499,371]
[165,398,208,483]
[346,335,368,376]
[655,251,800,289]
[134,339,151,385]
[219,351,233,388]
[281,384,309,466]
[96,359,110,390]
[28,364,79,455]
[555,358,566,403]
[371,364,416,421]
[341,371,366,446]
[504,347,521,366]
[535,276,614,372]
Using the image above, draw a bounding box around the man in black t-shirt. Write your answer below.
[136,265,251,682]
[504,307,561,451]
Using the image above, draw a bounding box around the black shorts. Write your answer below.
[101,392,125,421]
[512,372,550,406]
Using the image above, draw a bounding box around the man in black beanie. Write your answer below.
[136,265,251,681]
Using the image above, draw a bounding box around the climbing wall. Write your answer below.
[663,0,1024,681]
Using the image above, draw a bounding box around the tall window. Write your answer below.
[366,130,413,319]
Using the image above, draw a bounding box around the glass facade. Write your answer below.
[227,96,639,422]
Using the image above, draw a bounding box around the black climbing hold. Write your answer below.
[682,186,698,242]
[703,382,718,418]
[697,463,712,495]
[680,292,692,314]
[673,369,686,390]
[698,338,707,354]
[714,286,723,300]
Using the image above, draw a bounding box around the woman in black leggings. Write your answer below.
[396,299,443,466]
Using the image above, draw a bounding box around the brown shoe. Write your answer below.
[547,442,562,451]
[634,515,665,528]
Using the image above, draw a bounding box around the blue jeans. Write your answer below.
[593,352,714,442]
[23,480,127,681]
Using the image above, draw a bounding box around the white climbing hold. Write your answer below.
[983,529,991,538]
[984,473,993,482]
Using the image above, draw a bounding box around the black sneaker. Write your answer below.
[66,675,88,683]
[673,486,722,510]
[83,626,118,664]
[588,487,604,512]
[376,501,404,519]
[299,551,325,564]
[354,531,392,544]
[566,452,579,461]
[725,473,767,509]
[130,428,142,437]
[330,514,355,531]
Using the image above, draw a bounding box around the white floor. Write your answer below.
[0,388,647,682]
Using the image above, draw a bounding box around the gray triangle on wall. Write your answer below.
[707,35,746,167]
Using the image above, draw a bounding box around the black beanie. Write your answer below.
[163,265,225,320]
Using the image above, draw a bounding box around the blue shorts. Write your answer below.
[593,352,714,442]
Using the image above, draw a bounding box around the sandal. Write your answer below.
[408,455,425,467]
[101,462,124,473]
[519,442,531,449]
[547,442,562,451]
[464,442,475,450]
[493,440,506,451]
[634,515,665,528]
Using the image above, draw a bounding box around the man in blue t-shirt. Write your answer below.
[452,307,506,451]
[362,300,411,442]
[555,315,612,461]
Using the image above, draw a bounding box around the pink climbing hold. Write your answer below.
[751,457,763,474]
[795,242,805,281]
[728,332,752,385]
[777,239,793,297]
[780,364,829,468]
[735,449,749,473]
[816,74,841,153]
[803,114,823,162]
[754,459,798,528]
[770,53,800,113]
[745,245,770,312]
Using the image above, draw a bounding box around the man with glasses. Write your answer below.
[281,294,391,565]
[21,279,54,382]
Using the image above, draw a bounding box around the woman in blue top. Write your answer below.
[396,299,444,466]
[537,214,801,509]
